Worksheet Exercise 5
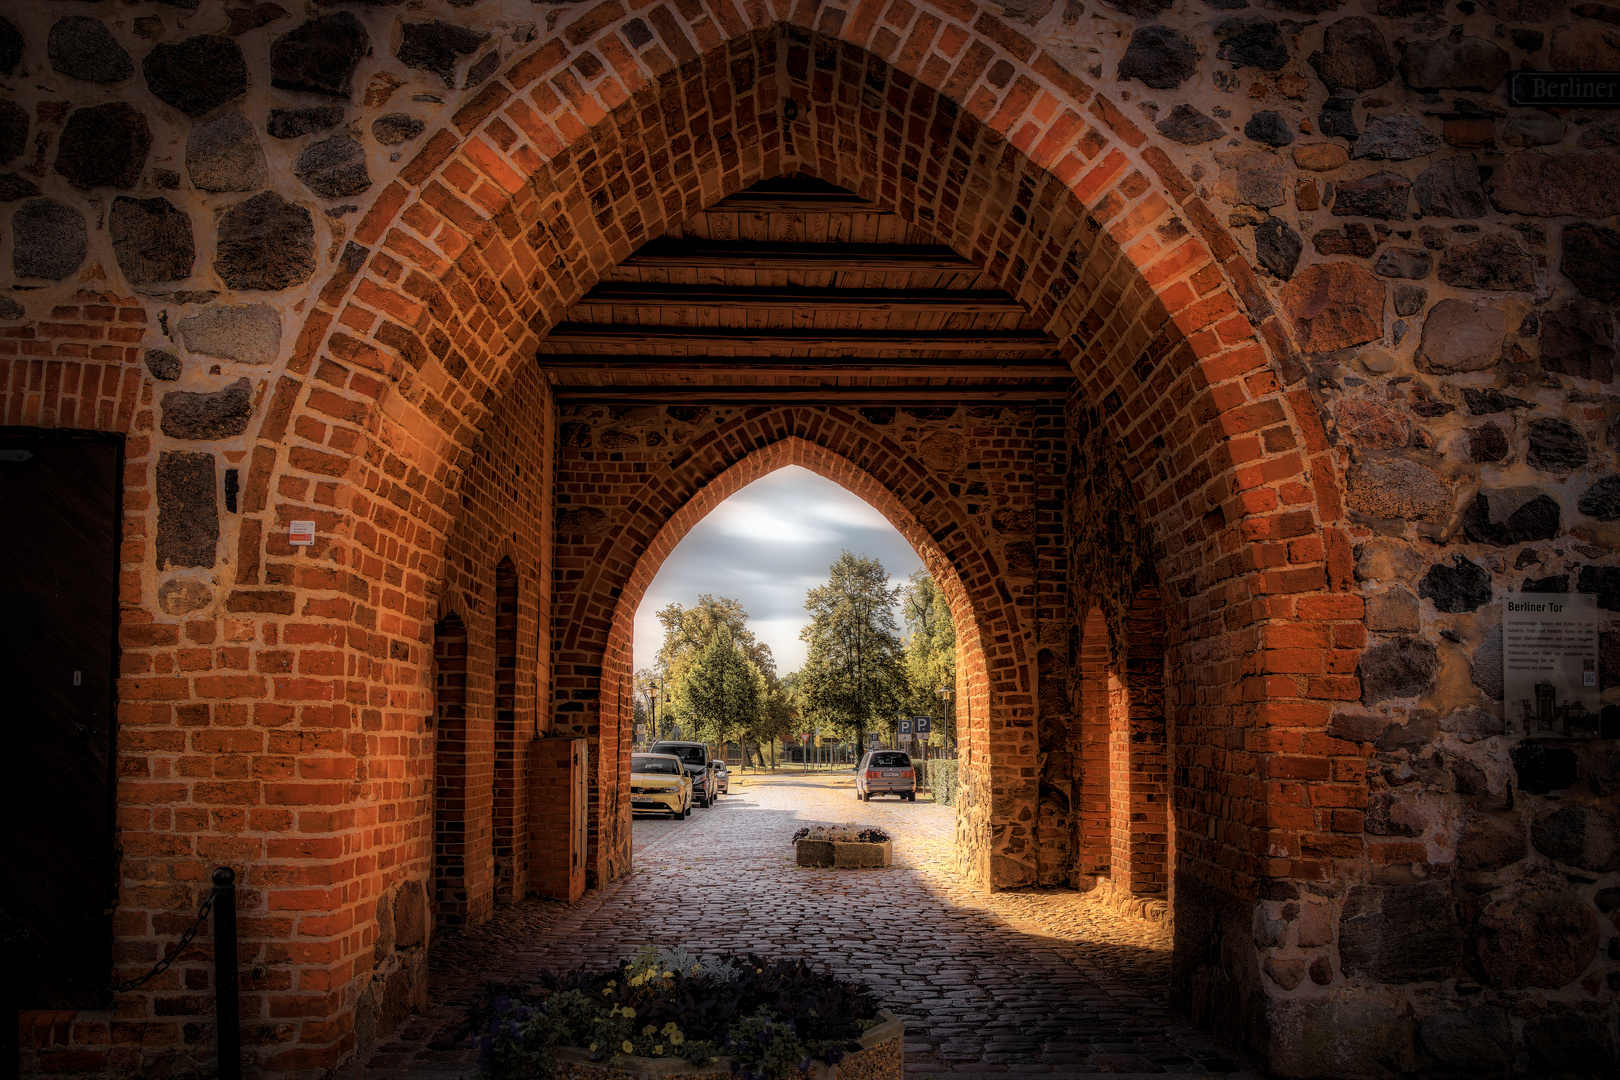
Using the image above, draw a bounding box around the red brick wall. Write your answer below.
[433,361,556,924]
[431,613,474,925]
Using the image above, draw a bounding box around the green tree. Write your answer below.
[679,626,764,747]
[749,672,799,766]
[655,595,775,684]
[797,552,907,750]
[900,570,955,747]
[633,668,673,743]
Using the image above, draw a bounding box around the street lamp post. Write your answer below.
[936,684,955,755]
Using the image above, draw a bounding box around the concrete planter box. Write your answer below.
[550,1009,903,1080]
[794,838,893,868]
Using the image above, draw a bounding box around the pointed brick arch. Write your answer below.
[255,0,1357,911]
[569,428,1007,886]
[59,2,1366,1071]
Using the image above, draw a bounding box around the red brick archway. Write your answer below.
[574,430,1007,886]
[240,9,1353,1066]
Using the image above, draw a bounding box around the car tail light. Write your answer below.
[865,770,881,779]
[899,769,913,777]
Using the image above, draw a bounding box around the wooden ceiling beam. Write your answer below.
[551,386,1067,404]
[538,357,1074,378]
[571,284,1025,314]
[619,240,977,272]
[703,194,890,214]
[540,326,1056,350]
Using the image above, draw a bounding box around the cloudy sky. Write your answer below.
[632,466,926,675]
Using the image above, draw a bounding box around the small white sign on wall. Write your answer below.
[1503,594,1601,739]
[289,520,316,546]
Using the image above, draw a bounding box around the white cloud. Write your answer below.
[632,466,926,673]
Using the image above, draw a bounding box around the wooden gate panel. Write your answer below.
[0,431,122,1009]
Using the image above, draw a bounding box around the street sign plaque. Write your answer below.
[898,718,912,734]
[915,715,931,734]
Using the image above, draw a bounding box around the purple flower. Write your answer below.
[493,995,511,1013]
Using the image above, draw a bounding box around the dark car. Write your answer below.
[649,740,717,807]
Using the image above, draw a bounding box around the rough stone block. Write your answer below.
[1338,882,1461,983]
[156,450,218,570]
[109,195,194,285]
[11,198,87,280]
[160,378,255,440]
[177,304,281,365]
[54,102,150,190]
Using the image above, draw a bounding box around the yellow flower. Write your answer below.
[622,1040,635,1054]
[603,987,613,996]
[653,1044,664,1055]
[670,1032,685,1046]
[663,970,674,979]
[622,1007,636,1020]
[644,1025,657,1036]
[588,1043,598,1052]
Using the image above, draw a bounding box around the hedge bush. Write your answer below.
[929,759,958,806]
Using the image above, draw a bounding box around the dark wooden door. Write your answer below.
[0,430,122,1008]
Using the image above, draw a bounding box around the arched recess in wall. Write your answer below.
[578,433,999,887]
[431,611,472,927]
[245,5,1359,1036]
[1069,589,1169,908]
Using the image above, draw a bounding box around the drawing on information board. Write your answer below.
[1503,594,1601,739]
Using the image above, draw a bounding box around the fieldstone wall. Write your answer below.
[5,0,1619,1075]
[1047,0,1620,1074]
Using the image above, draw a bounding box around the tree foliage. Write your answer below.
[654,595,775,684]
[678,626,765,746]
[796,552,907,748]
[899,569,955,746]
[643,595,791,757]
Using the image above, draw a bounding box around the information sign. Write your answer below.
[898,718,912,735]
[1508,71,1620,108]
[915,716,931,734]
[1504,594,1601,739]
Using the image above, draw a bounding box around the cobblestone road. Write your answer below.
[362,772,1258,1079]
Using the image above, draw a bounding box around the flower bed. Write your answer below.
[791,826,892,869]
[467,947,900,1080]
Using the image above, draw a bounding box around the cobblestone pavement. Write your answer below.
[360,771,1259,1079]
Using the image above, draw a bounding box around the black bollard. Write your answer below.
[212,866,241,1080]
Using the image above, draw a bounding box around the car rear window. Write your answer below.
[632,755,680,774]
[652,744,708,765]
[871,752,912,767]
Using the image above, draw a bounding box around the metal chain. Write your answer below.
[110,888,215,994]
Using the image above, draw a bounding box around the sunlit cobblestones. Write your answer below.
[362,773,1257,1078]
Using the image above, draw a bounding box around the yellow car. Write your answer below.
[630,753,692,818]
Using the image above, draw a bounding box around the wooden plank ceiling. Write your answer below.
[537,175,1071,405]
